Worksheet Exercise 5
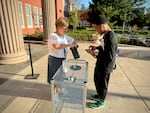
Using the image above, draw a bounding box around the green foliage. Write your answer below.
[23,29,150,47]
[119,0,135,22]
[69,11,78,26]
[71,0,82,9]
[88,0,147,28]
[69,11,80,33]
[67,33,92,41]
[24,32,43,41]
[145,8,150,27]
[81,4,87,10]
[118,37,149,47]
[69,10,87,33]
[130,7,145,27]
[118,37,130,44]
[67,29,95,41]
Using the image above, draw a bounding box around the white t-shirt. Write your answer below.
[48,33,74,58]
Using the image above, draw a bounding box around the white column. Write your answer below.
[42,0,56,43]
[0,0,29,64]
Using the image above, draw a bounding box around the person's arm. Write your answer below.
[72,40,78,47]
[85,45,102,58]
[101,32,117,71]
[52,35,78,49]
[66,35,78,48]
[52,43,75,49]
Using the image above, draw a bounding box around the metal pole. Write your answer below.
[28,36,34,76]
[24,35,40,79]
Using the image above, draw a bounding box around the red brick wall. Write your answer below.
[18,0,65,35]
[56,0,64,19]
[18,0,43,35]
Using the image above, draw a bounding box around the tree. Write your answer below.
[88,0,122,27]
[71,0,82,9]
[130,7,145,27]
[69,11,80,33]
[116,0,146,29]
[81,4,87,10]
[118,0,135,32]
[145,8,150,28]
[88,0,146,30]
[68,0,84,33]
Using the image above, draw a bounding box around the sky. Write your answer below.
[81,0,150,9]
[80,0,91,9]
[143,0,150,8]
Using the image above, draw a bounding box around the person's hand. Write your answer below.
[85,46,96,58]
[89,45,96,51]
[69,43,78,48]
[85,48,92,53]
[85,49,95,57]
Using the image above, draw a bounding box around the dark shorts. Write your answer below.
[47,55,65,83]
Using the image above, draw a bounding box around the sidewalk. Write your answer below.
[0,42,149,113]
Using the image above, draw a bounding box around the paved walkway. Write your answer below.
[0,42,150,113]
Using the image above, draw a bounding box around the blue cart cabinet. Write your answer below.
[51,59,88,113]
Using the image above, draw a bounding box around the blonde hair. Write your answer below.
[55,17,68,28]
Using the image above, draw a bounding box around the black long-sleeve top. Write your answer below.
[96,31,118,73]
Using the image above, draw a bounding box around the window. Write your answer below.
[18,1,24,28]
[39,8,43,27]
[33,6,39,28]
[25,4,32,28]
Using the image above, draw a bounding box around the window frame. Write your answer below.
[39,8,43,27]
[18,1,25,28]
[33,6,39,28]
[25,3,33,28]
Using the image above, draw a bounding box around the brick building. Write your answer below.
[18,0,43,35]
[0,0,75,64]
[18,0,73,35]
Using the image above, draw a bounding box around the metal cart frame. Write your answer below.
[51,59,88,113]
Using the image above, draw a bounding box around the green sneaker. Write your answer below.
[89,94,100,101]
[89,100,105,109]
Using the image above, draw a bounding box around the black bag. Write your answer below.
[70,47,80,59]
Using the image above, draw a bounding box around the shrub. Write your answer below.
[118,37,130,44]
[67,33,92,41]
[24,32,44,41]
[67,29,95,41]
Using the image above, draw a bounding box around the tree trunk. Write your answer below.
[122,21,125,32]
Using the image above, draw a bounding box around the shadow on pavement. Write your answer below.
[108,92,150,101]
[0,72,25,76]
[87,89,150,101]
[0,79,51,101]
[0,78,8,85]
[119,49,150,61]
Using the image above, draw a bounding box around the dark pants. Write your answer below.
[47,55,65,84]
[94,66,110,101]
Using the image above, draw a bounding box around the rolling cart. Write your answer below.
[51,59,88,113]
